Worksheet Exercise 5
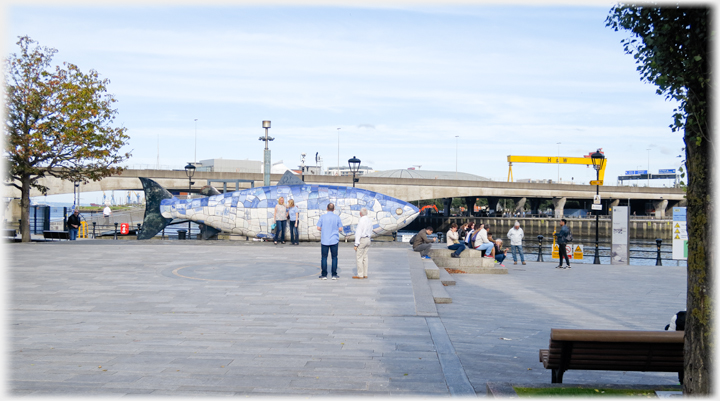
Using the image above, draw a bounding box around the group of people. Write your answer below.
[411,221,528,267]
[272,197,300,245]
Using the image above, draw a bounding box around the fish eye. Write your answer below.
[396,208,403,215]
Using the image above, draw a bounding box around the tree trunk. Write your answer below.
[20,174,31,243]
[683,119,713,394]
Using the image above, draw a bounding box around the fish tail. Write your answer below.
[138,177,175,240]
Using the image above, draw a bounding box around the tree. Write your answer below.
[4,36,130,242]
[606,5,711,394]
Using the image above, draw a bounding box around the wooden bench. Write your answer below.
[42,230,71,241]
[3,229,17,238]
[539,328,684,384]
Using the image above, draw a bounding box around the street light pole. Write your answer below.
[348,156,361,188]
[591,150,605,264]
[259,121,273,186]
[184,163,196,239]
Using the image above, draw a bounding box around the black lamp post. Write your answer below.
[348,156,361,187]
[590,150,605,264]
[184,162,196,239]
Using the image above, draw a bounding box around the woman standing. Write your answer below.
[287,199,299,245]
[274,196,288,244]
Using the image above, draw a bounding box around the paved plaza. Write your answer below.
[6,240,686,396]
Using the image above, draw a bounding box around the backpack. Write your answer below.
[470,230,481,247]
[566,230,573,243]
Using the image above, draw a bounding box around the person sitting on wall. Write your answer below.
[473,224,495,258]
[412,226,436,259]
[457,222,469,242]
[463,222,475,247]
[446,223,465,258]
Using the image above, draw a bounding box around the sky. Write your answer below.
[4,1,696,202]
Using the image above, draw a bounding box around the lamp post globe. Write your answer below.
[348,156,361,187]
[590,150,605,264]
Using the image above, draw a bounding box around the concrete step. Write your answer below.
[429,280,452,304]
[438,268,456,286]
[431,254,496,269]
[422,259,440,279]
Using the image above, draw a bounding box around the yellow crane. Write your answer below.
[507,150,607,184]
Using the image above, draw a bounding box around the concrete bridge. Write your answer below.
[5,169,685,218]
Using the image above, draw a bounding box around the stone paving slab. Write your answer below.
[5,240,688,396]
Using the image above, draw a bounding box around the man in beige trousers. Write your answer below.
[353,207,373,279]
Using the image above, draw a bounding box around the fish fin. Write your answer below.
[200,185,222,196]
[138,177,174,240]
[276,170,305,186]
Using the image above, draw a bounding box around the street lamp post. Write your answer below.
[348,156,361,187]
[184,162,196,239]
[259,121,274,186]
[591,150,606,264]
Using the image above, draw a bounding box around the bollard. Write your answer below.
[92,222,96,239]
[114,222,118,240]
[136,223,142,239]
[537,235,544,262]
[656,238,663,266]
[392,231,397,241]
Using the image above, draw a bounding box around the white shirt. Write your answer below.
[103,206,111,217]
[354,215,373,246]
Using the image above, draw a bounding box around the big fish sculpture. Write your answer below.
[138,171,420,240]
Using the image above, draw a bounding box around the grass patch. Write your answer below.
[514,387,658,397]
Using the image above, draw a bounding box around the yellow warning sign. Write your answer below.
[675,229,680,233]
[552,243,559,259]
[675,223,681,228]
[675,235,681,239]
[573,245,584,260]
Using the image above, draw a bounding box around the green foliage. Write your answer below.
[4,36,131,195]
[514,386,658,397]
[606,5,710,146]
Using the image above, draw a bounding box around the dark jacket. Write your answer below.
[555,225,570,244]
[67,213,81,228]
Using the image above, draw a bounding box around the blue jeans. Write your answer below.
[69,228,78,240]
[511,245,525,262]
[274,220,287,242]
[321,243,339,277]
[495,253,506,264]
[289,220,298,244]
[477,242,494,255]
[448,243,466,256]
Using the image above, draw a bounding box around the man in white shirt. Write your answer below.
[473,224,495,258]
[103,205,112,225]
[507,221,526,265]
[353,208,373,279]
